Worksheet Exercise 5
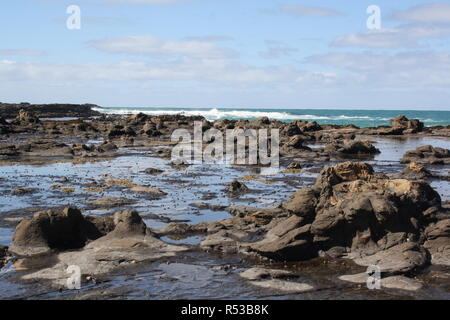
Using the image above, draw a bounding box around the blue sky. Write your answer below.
[1,0,450,109]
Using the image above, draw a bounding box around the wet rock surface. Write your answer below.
[325,139,380,157]
[9,207,112,256]
[9,208,187,288]
[184,162,449,289]
[0,103,101,119]
[224,179,249,197]
[401,145,450,165]
[0,109,449,299]
[390,115,424,134]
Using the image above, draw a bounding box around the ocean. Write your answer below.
[93,107,450,128]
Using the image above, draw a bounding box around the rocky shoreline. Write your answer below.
[0,103,102,119]
[0,107,449,299]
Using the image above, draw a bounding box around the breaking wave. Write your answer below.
[92,107,388,122]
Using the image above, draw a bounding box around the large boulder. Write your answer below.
[126,112,149,125]
[13,109,40,125]
[284,135,312,150]
[9,207,113,256]
[108,124,136,138]
[250,215,316,261]
[225,179,249,197]
[325,139,380,156]
[313,161,375,192]
[246,162,441,269]
[398,162,432,180]
[423,219,450,266]
[390,115,424,134]
[292,120,322,132]
[401,145,450,165]
[352,242,429,274]
[12,208,187,288]
[281,187,317,219]
[282,122,303,137]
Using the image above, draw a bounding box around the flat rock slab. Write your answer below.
[18,234,188,288]
[382,276,423,291]
[130,186,166,195]
[339,272,368,284]
[339,273,423,291]
[87,197,134,208]
[239,267,293,281]
[248,279,314,293]
[352,242,428,274]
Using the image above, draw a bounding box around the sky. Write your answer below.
[1,0,450,110]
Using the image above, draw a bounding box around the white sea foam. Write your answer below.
[92,107,385,122]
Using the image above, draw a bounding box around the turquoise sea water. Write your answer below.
[93,107,450,128]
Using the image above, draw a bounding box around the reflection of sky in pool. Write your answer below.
[1,137,450,300]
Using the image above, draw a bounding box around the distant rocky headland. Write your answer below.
[0,102,102,119]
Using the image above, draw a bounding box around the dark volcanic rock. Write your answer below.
[292,120,322,132]
[0,245,7,268]
[0,144,20,158]
[423,219,450,266]
[401,145,450,165]
[144,168,164,175]
[225,179,249,197]
[11,188,34,196]
[10,208,187,286]
[285,135,312,150]
[0,116,11,134]
[240,162,442,273]
[0,103,101,119]
[398,162,432,180]
[88,197,134,208]
[390,115,424,134]
[352,242,429,274]
[9,207,154,257]
[325,139,380,156]
[97,141,118,152]
[287,162,302,169]
[313,161,375,192]
[9,207,109,256]
[282,123,303,136]
[13,109,40,125]
[108,125,137,138]
[376,127,405,136]
[281,187,317,219]
[250,215,316,261]
[108,210,149,238]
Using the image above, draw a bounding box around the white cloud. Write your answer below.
[307,51,450,87]
[392,2,450,23]
[0,49,46,56]
[0,58,298,85]
[332,23,450,48]
[333,2,450,48]
[279,4,342,17]
[259,40,298,59]
[183,35,233,42]
[89,35,238,58]
[104,0,180,4]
